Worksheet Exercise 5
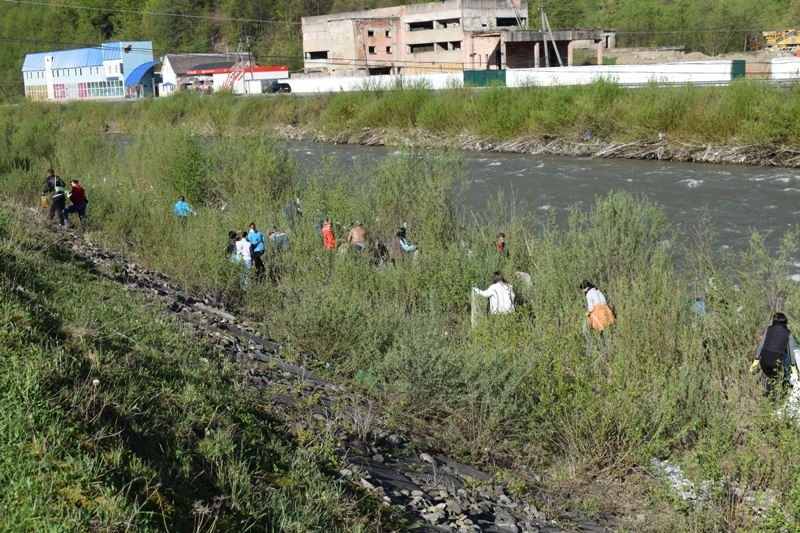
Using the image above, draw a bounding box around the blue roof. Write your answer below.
[22,46,104,71]
[22,52,47,72]
[125,60,159,85]
[102,42,122,61]
[21,41,149,72]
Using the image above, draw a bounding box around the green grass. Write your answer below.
[4,98,800,529]
[4,81,800,155]
[0,206,398,531]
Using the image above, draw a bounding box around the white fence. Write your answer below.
[284,62,738,94]
[506,61,735,87]
[287,72,462,94]
[772,58,800,81]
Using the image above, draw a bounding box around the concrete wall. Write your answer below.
[506,61,735,87]
[287,72,462,93]
[772,57,800,81]
[161,58,178,87]
[466,33,502,70]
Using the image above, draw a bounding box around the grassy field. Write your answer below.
[3,96,800,529]
[0,204,398,531]
[6,81,800,146]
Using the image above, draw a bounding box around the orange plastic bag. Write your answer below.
[40,195,49,209]
[589,303,615,332]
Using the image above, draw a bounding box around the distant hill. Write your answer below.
[1,0,798,99]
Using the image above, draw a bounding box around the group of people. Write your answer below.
[172,191,799,398]
[224,223,289,286]
[469,234,617,353]
[42,169,88,227]
[317,217,418,265]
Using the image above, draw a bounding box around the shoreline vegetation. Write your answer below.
[276,123,800,167]
[22,80,800,167]
[4,85,800,529]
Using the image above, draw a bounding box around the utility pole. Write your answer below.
[246,35,255,92]
[538,4,563,67]
[507,0,523,28]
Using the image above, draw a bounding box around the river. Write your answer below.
[287,140,800,277]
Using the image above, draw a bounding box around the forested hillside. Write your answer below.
[1,0,799,99]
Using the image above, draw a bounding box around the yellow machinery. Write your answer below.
[763,29,800,50]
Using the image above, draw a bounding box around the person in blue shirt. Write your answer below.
[247,222,266,282]
[173,196,194,224]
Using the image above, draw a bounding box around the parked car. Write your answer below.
[267,80,291,93]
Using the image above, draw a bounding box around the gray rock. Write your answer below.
[422,511,445,524]
[339,468,352,478]
[446,499,463,515]
[420,452,435,464]
[494,507,516,527]
[372,453,385,463]
[411,489,424,498]
[359,478,375,491]
[386,433,403,446]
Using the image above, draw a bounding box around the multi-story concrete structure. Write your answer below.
[302,0,529,75]
[22,42,155,101]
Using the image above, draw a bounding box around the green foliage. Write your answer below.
[0,208,395,531]
[3,0,800,102]
[5,101,800,528]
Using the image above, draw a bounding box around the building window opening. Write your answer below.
[408,20,434,32]
[368,46,376,54]
[409,43,434,54]
[385,30,390,37]
[436,42,449,51]
[496,17,518,27]
[451,41,462,50]
[386,46,392,53]
[438,18,460,29]
[307,51,329,60]
[367,30,374,37]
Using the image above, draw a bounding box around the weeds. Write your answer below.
[3,96,800,529]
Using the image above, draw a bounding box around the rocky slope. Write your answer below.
[276,125,800,168]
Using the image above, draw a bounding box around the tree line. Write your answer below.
[1,0,799,99]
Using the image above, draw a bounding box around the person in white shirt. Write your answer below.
[235,231,253,287]
[580,279,615,351]
[472,271,515,314]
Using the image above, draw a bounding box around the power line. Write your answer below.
[1,35,798,73]
[2,0,301,25]
[4,0,796,35]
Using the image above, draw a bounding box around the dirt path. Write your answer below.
[45,216,613,533]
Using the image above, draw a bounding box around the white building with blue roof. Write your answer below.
[22,41,156,101]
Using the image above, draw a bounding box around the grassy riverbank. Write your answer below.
[3,97,800,528]
[0,205,396,530]
[7,80,800,148]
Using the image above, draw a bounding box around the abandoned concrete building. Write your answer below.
[301,0,612,76]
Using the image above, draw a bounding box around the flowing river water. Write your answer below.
[287,140,800,277]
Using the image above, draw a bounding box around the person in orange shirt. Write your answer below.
[322,218,336,250]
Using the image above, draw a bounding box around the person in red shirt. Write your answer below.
[322,218,336,250]
[64,179,88,227]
